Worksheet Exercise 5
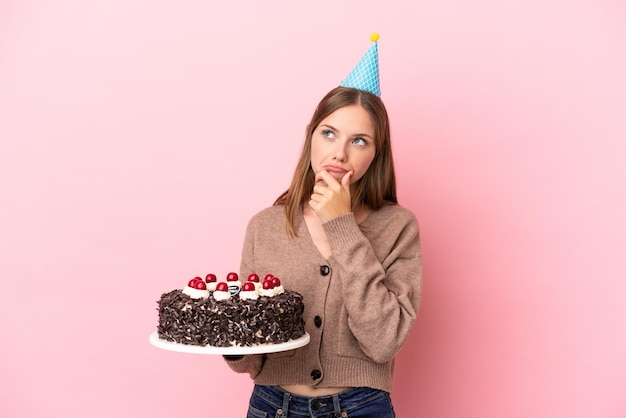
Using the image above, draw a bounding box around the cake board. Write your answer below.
[149,331,310,355]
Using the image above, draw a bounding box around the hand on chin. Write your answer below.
[309,170,353,223]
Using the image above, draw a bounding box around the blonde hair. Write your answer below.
[274,87,397,236]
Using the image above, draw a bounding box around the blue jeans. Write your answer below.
[246,385,396,418]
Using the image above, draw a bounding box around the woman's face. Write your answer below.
[310,104,376,185]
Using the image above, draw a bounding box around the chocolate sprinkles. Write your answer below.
[156,290,305,347]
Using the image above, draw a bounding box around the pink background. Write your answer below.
[1,1,625,417]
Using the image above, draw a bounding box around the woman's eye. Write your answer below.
[322,129,334,138]
[353,137,367,146]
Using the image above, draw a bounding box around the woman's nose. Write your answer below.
[332,142,348,161]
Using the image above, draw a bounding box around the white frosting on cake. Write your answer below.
[206,282,218,291]
[182,286,210,299]
[239,289,259,300]
[258,285,285,297]
[213,290,231,301]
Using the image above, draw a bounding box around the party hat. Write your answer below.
[340,33,381,97]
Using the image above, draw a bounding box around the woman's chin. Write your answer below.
[329,172,345,181]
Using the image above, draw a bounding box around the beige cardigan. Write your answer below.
[224,204,422,393]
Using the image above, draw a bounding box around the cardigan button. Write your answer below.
[319,265,330,276]
[314,316,322,328]
[311,369,322,380]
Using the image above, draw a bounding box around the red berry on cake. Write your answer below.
[239,280,260,300]
[188,277,203,287]
[258,274,285,297]
[204,274,218,291]
[271,277,281,288]
[227,272,239,282]
[247,273,263,291]
[183,277,210,299]
[213,281,232,301]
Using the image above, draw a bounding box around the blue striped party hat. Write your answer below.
[340,33,381,97]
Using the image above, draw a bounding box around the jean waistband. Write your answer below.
[252,385,388,417]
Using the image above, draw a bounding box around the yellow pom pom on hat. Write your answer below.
[340,33,381,97]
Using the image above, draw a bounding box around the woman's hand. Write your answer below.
[309,170,353,223]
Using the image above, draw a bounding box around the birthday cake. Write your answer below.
[156,273,306,347]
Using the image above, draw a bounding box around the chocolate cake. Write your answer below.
[156,273,306,347]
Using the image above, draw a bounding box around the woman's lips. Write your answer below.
[323,165,348,174]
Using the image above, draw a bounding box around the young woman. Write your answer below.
[225,86,422,418]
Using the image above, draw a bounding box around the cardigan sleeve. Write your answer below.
[323,208,422,363]
[222,353,265,378]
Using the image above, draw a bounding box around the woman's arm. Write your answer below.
[323,209,422,363]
